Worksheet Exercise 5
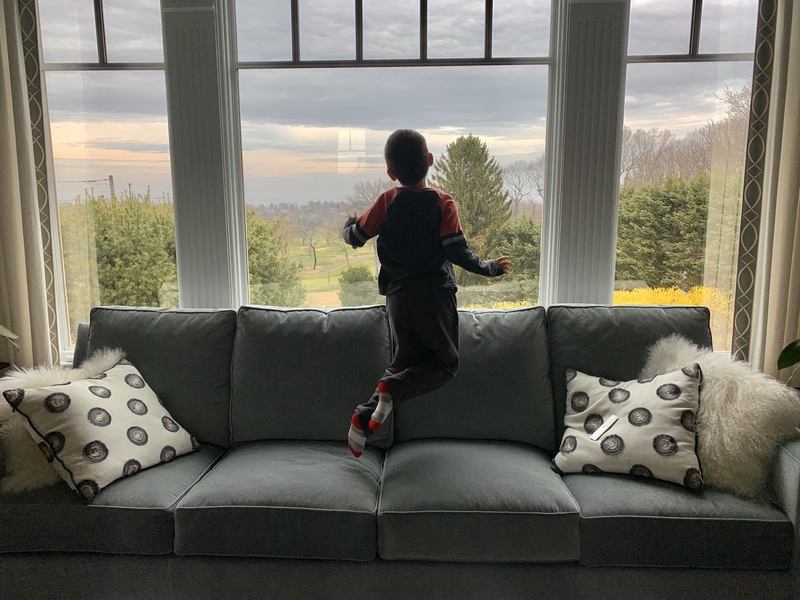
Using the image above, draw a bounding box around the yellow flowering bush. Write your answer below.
[463,286,734,350]
[614,286,733,350]
[462,301,532,310]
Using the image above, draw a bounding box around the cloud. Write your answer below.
[625,61,753,135]
[81,140,170,153]
[44,71,167,122]
[39,0,758,206]
[238,65,549,132]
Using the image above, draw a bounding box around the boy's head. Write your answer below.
[384,129,433,186]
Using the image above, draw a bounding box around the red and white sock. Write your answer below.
[348,412,368,458]
[368,381,393,433]
[347,381,393,458]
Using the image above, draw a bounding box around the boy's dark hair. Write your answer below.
[384,129,430,186]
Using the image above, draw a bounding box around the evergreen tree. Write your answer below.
[615,174,709,290]
[429,134,511,244]
[495,216,541,281]
[429,135,511,284]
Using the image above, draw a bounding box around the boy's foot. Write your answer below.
[348,413,368,457]
[348,382,394,457]
[368,381,393,433]
[348,396,378,458]
[367,399,393,432]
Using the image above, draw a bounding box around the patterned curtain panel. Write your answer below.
[18,0,60,364]
[731,0,777,362]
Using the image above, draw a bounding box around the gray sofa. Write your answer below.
[1,303,798,600]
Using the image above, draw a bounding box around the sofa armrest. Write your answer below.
[72,322,90,369]
[774,440,800,524]
[772,438,800,598]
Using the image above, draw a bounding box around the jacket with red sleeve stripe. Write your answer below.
[342,186,504,296]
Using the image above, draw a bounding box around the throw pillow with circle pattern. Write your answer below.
[2,358,197,501]
[552,365,703,490]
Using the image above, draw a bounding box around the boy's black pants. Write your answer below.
[381,287,459,404]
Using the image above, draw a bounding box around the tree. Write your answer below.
[429,135,511,243]
[246,207,305,306]
[620,126,675,186]
[343,178,394,215]
[337,264,381,306]
[502,160,536,216]
[615,174,709,290]
[530,154,546,207]
[59,188,178,338]
[495,216,541,281]
[297,219,324,270]
[503,155,545,220]
[616,84,750,296]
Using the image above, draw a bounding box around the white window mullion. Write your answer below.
[540,0,629,306]
[216,0,249,308]
[539,0,569,307]
[162,0,244,309]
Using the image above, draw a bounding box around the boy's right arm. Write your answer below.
[342,193,389,248]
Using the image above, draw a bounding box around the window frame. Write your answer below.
[36,0,757,357]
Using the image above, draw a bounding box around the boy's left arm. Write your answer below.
[342,194,388,248]
[443,237,509,277]
[439,193,511,277]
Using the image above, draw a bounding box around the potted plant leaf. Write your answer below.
[778,338,800,390]
[0,324,19,377]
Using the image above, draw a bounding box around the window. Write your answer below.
[615,0,758,351]
[37,0,174,346]
[31,0,757,352]
[236,0,550,309]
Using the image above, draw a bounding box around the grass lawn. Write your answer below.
[289,239,377,294]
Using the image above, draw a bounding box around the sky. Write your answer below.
[37,0,758,206]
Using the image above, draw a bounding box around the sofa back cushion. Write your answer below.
[546,304,713,442]
[86,307,237,448]
[230,305,392,446]
[394,307,554,448]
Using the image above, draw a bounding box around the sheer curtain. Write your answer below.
[749,0,800,383]
[0,0,52,368]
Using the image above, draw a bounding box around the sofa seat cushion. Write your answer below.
[174,441,383,560]
[378,440,581,562]
[0,444,224,554]
[564,473,794,569]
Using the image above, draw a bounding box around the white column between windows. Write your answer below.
[161,0,246,309]
[540,0,629,306]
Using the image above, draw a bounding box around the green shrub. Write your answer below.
[338,265,382,306]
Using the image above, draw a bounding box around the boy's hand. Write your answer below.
[496,256,512,275]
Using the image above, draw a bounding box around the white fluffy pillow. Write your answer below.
[641,334,800,497]
[553,366,703,490]
[0,349,124,493]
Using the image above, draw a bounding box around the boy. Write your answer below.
[342,129,512,457]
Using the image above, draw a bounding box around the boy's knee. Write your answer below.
[442,354,459,380]
[443,365,458,382]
